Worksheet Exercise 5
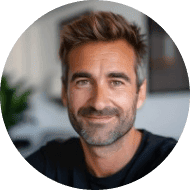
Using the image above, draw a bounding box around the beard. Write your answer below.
[67,97,138,147]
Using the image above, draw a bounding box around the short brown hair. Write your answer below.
[59,11,147,90]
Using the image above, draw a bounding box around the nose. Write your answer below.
[89,84,111,110]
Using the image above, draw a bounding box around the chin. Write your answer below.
[80,130,124,147]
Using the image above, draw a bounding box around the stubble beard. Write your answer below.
[67,99,137,147]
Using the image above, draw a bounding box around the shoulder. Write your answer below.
[42,137,81,155]
[135,129,177,172]
[141,129,177,155]
[26,137,81,173]
[123,130,177,183]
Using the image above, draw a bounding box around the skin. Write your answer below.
[62,39,147,177]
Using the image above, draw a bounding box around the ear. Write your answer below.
[61,82,67,106]
[136,79,147,109]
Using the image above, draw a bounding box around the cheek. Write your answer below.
[68,88,91,112]
[111,89,137,109]
[113,94,130,107]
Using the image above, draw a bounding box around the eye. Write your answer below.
[76,80,90,87]
[110,80,124,87]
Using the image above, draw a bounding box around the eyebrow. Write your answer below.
[70,71,131,83]
[71,72,92,82]
[107,72,131,83]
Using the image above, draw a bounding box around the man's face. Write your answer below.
[62,40,146,146]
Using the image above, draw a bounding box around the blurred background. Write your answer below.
[0,1,189,158]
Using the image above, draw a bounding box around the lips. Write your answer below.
[83,115,115,124]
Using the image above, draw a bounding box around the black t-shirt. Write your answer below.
[26,129,177,189]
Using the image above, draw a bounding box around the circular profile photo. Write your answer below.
[1,1,189,190]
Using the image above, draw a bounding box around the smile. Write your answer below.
[83,116,115,124]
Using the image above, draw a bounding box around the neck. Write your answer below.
[80,127,142,178]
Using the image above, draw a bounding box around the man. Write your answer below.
[27,11,177,189]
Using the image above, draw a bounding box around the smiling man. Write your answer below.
[27,11,177,189]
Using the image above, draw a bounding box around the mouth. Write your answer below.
[83,115,115,124]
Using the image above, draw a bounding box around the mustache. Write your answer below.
[78,106,120,117]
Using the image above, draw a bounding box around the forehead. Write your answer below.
[67,40,136,78]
